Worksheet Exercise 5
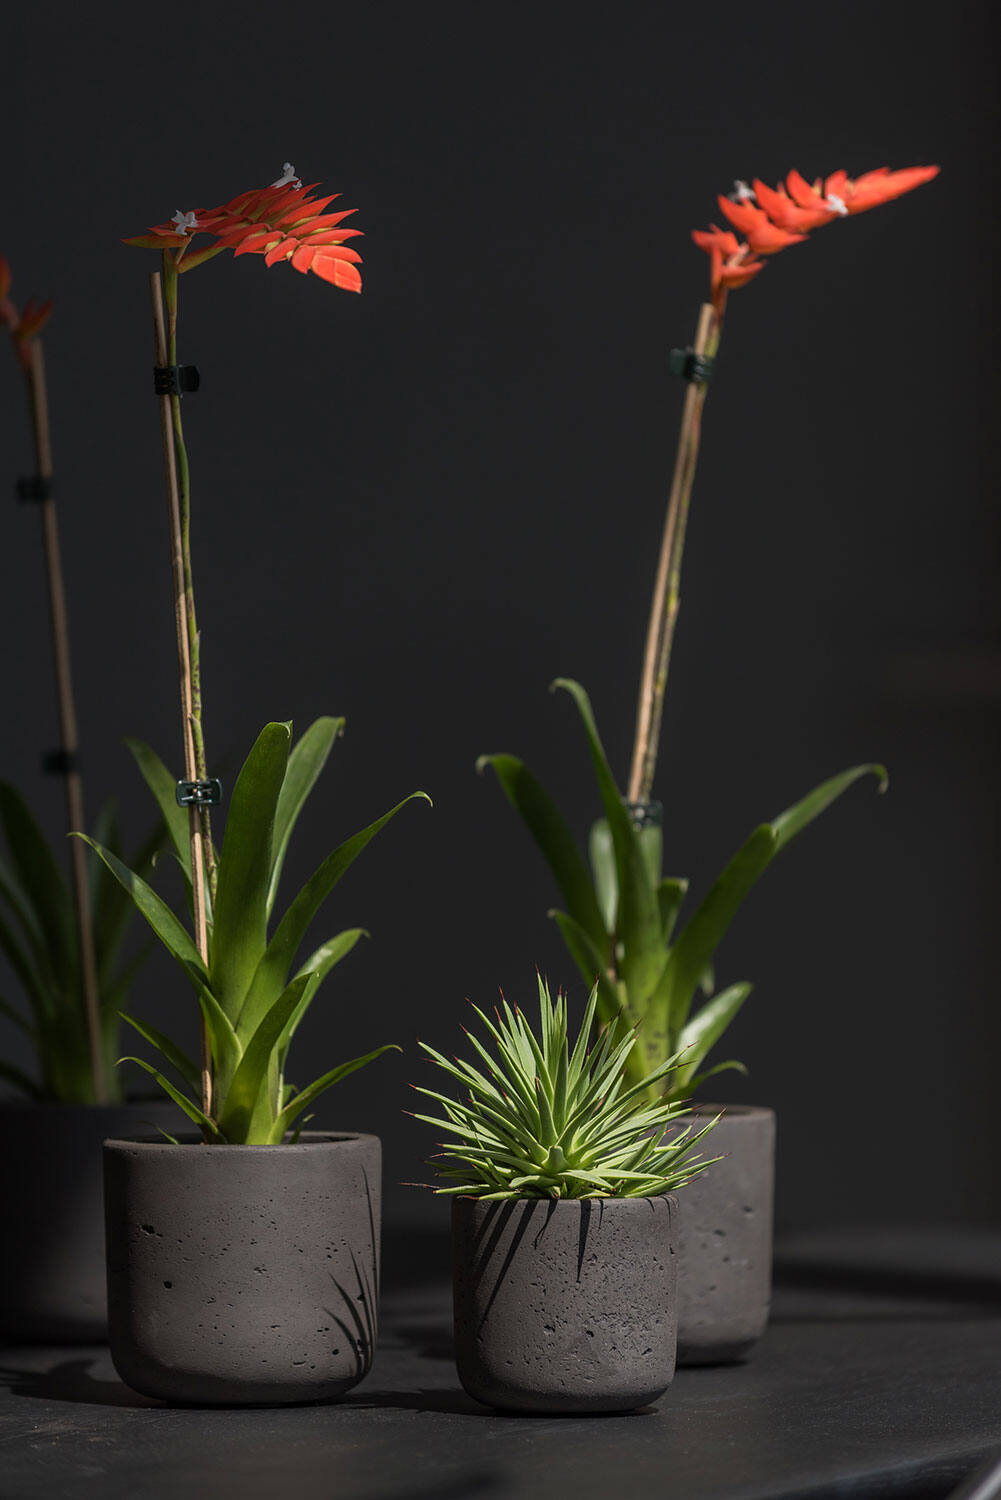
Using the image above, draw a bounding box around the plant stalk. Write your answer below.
[150,265,212,1118]
[25,339,107,1104]
[627,301,722,805]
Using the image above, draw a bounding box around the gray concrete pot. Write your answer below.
[675,1104,775,1365]
[103,1131,380,1405]
[0,1099,180,1342]
[452,1194,678,1413]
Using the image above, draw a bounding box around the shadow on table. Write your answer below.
[0,1355,158,1408]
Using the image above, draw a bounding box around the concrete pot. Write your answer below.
[0,1099,180,1342]
[452,1194,678,1413]
[104,1132,381,1405]
[675,1104,775,1365]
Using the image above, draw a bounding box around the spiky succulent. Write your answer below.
[415,977,720,1199]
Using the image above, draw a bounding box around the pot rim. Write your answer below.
[103,1129,379,1154]
[450,1191,678,1207]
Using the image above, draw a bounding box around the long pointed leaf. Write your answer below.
[210,723,291,1020]
[216,973,312,1141]
[552,681,663,1005]
[237,791,429,1038]
[0,783,75,984]
[550,909,629,1029]
[771,764,887,852]
[119,1057,222,1139]
[270,1045,400,1141]
[124,739,191,876]
[279,928,367,1059]
[119,1012,200,1092]
[479,754,607,951]
[267,717,344,917]
[673,982,752,1094]
[74,836,206,978]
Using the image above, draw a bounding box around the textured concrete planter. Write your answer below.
[452,1194,678,1413]
[104,1132,381,1405]
[675,1104,775,1365]
[0,1100,180,1342]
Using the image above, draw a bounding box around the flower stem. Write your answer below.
[151,259,212,1117]
[627,301,723,805]
[161,258,217,902]
[24,339,107,1104]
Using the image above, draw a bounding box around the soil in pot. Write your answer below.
[0,1099,182,1342]
[103,1131,381,1405]
[452,1193,678,1414]
[674,1104,775,1365]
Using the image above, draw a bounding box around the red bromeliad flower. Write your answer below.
[124,164,364,292]
[692,162,939,314]
[0,256,54,370]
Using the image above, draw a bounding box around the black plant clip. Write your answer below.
[154,365,201,396]
[669,347,714,385]
[176,778,222,808]
[625,799,663,830]
[16,475,53,502]
[42,748,79,776]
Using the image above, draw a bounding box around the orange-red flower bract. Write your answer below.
[124,176,364,292]
[692,162,938,313]
[0,256,54,369]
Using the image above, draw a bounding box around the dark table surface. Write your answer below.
[2,1226,1000,1500]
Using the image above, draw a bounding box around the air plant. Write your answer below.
[414,975,720,1199]
[480,163,937,1100]
[1,257,159,1104]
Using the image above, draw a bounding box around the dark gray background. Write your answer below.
[2,1,997,1233]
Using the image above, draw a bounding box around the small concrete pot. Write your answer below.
[104,1132,381,1405]
[675,1104,775,1366]
[452,1194,678,1414]
[0,1099,180,1342]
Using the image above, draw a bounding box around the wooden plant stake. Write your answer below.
[628,302,720,805]
[24,339,107,1103]
[149,269,212,1117]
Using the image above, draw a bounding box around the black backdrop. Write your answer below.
[2,1,997,1233]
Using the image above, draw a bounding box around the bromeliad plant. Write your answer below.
[479,163,937,1101]
[1,258,160,1104]
[481,679,884,1100]
[93,164,418,1141]
[0,783,160,1103]
[415,975,720,1199]
[82,717,427,1144]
